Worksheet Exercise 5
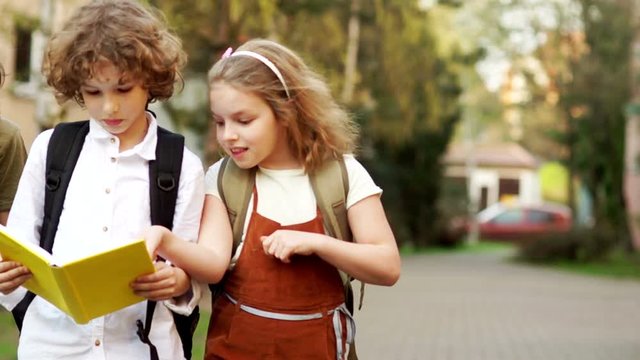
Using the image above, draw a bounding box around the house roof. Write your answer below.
[441,142,539,169]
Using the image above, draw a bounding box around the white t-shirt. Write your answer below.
[1,115,205,360]
[204,154,382,264]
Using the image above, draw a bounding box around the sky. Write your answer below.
[462,0,582,92]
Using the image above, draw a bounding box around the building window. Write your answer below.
[498,178,519,201]
[11,15,40,98]
[14,25,33,83]
[492,209,524,224]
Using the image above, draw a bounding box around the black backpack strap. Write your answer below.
[11,120,89,330]
[136,301,159,360]
[148,126,184,230]
[137,126,196,360]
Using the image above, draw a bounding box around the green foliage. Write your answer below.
[561,0,631,236]
[363,113,460,248]
[539,162,569,203]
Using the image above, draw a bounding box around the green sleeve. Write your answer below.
[0,121,28,211]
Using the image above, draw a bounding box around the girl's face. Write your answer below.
[210,81,298,169]
[81,61,149,151]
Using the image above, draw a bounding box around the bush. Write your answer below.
[517,226,620,263]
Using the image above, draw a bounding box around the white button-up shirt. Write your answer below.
[1,115,204,360]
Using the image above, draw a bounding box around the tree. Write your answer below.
[626,0,640,250]
[147,1,468,247]
[566,0,632,245]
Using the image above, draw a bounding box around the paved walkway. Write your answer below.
[352,249,640,360]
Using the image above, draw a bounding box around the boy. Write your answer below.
[0,1,204,359]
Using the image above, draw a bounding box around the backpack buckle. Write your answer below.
[157,173,176,192]
[46,173,61,191]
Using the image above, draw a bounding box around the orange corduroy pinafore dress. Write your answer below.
[204,189,350,360]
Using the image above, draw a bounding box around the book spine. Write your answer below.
[52,266,90,324]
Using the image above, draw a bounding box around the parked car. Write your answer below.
[450,202,572,241]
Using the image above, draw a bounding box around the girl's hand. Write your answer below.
[0,260,31,295]
[142,225,167,260]
[131,262,190,301]
[260,230,318,263]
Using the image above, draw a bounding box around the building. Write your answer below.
[441,142,541,212]
[0,0,93,149]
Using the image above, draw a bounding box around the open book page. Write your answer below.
[56,239,156,323]
[0,224,69,313]
[0,225,155,323]
[0,224,52,264]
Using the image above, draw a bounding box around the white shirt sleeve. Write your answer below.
[204,159,224,198]
[162,147,205,315]
[343,154,383,209]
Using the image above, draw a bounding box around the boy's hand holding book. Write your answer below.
[0,259,31,295]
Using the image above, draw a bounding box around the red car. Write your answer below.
[452,202,572,240]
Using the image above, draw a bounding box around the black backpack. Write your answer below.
[10,120,199,360]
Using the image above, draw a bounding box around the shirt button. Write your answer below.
[110,157,116,163]
[95,339,101,346]
[110,138,116,144]
[105,188,111,194]
[102,226,108,232]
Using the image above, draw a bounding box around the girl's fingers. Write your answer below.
[134,287,175,301]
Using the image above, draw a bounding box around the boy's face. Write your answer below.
[210,81,297,170]
[80,61,149,150]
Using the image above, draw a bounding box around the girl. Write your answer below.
[144,38,401,359]
[0,1,203,359]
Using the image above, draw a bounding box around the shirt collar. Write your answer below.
[88,112,158,160]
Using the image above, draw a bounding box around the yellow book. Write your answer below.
[0,225,155,324]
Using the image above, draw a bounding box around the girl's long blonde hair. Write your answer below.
[208,39,359,173]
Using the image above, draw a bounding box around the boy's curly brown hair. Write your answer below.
[43,0,186,106]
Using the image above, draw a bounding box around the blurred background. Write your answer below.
[2,0,640,359]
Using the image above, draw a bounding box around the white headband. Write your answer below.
[222,47,291,99]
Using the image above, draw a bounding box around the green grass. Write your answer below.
[400,239,514,255]
[0,309,211,360]
[400,240,640,281]
[0,310,17,360]
[550,250,640,280]
[192,309,210,359]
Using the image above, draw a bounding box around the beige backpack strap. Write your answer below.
[217,157,255,253]
[309,157,365,312]
[309,158,351,242]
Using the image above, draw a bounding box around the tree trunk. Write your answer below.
[341,0,360,104]
[624,0,640,250]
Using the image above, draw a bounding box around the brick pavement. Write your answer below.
[352,249,640,360]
